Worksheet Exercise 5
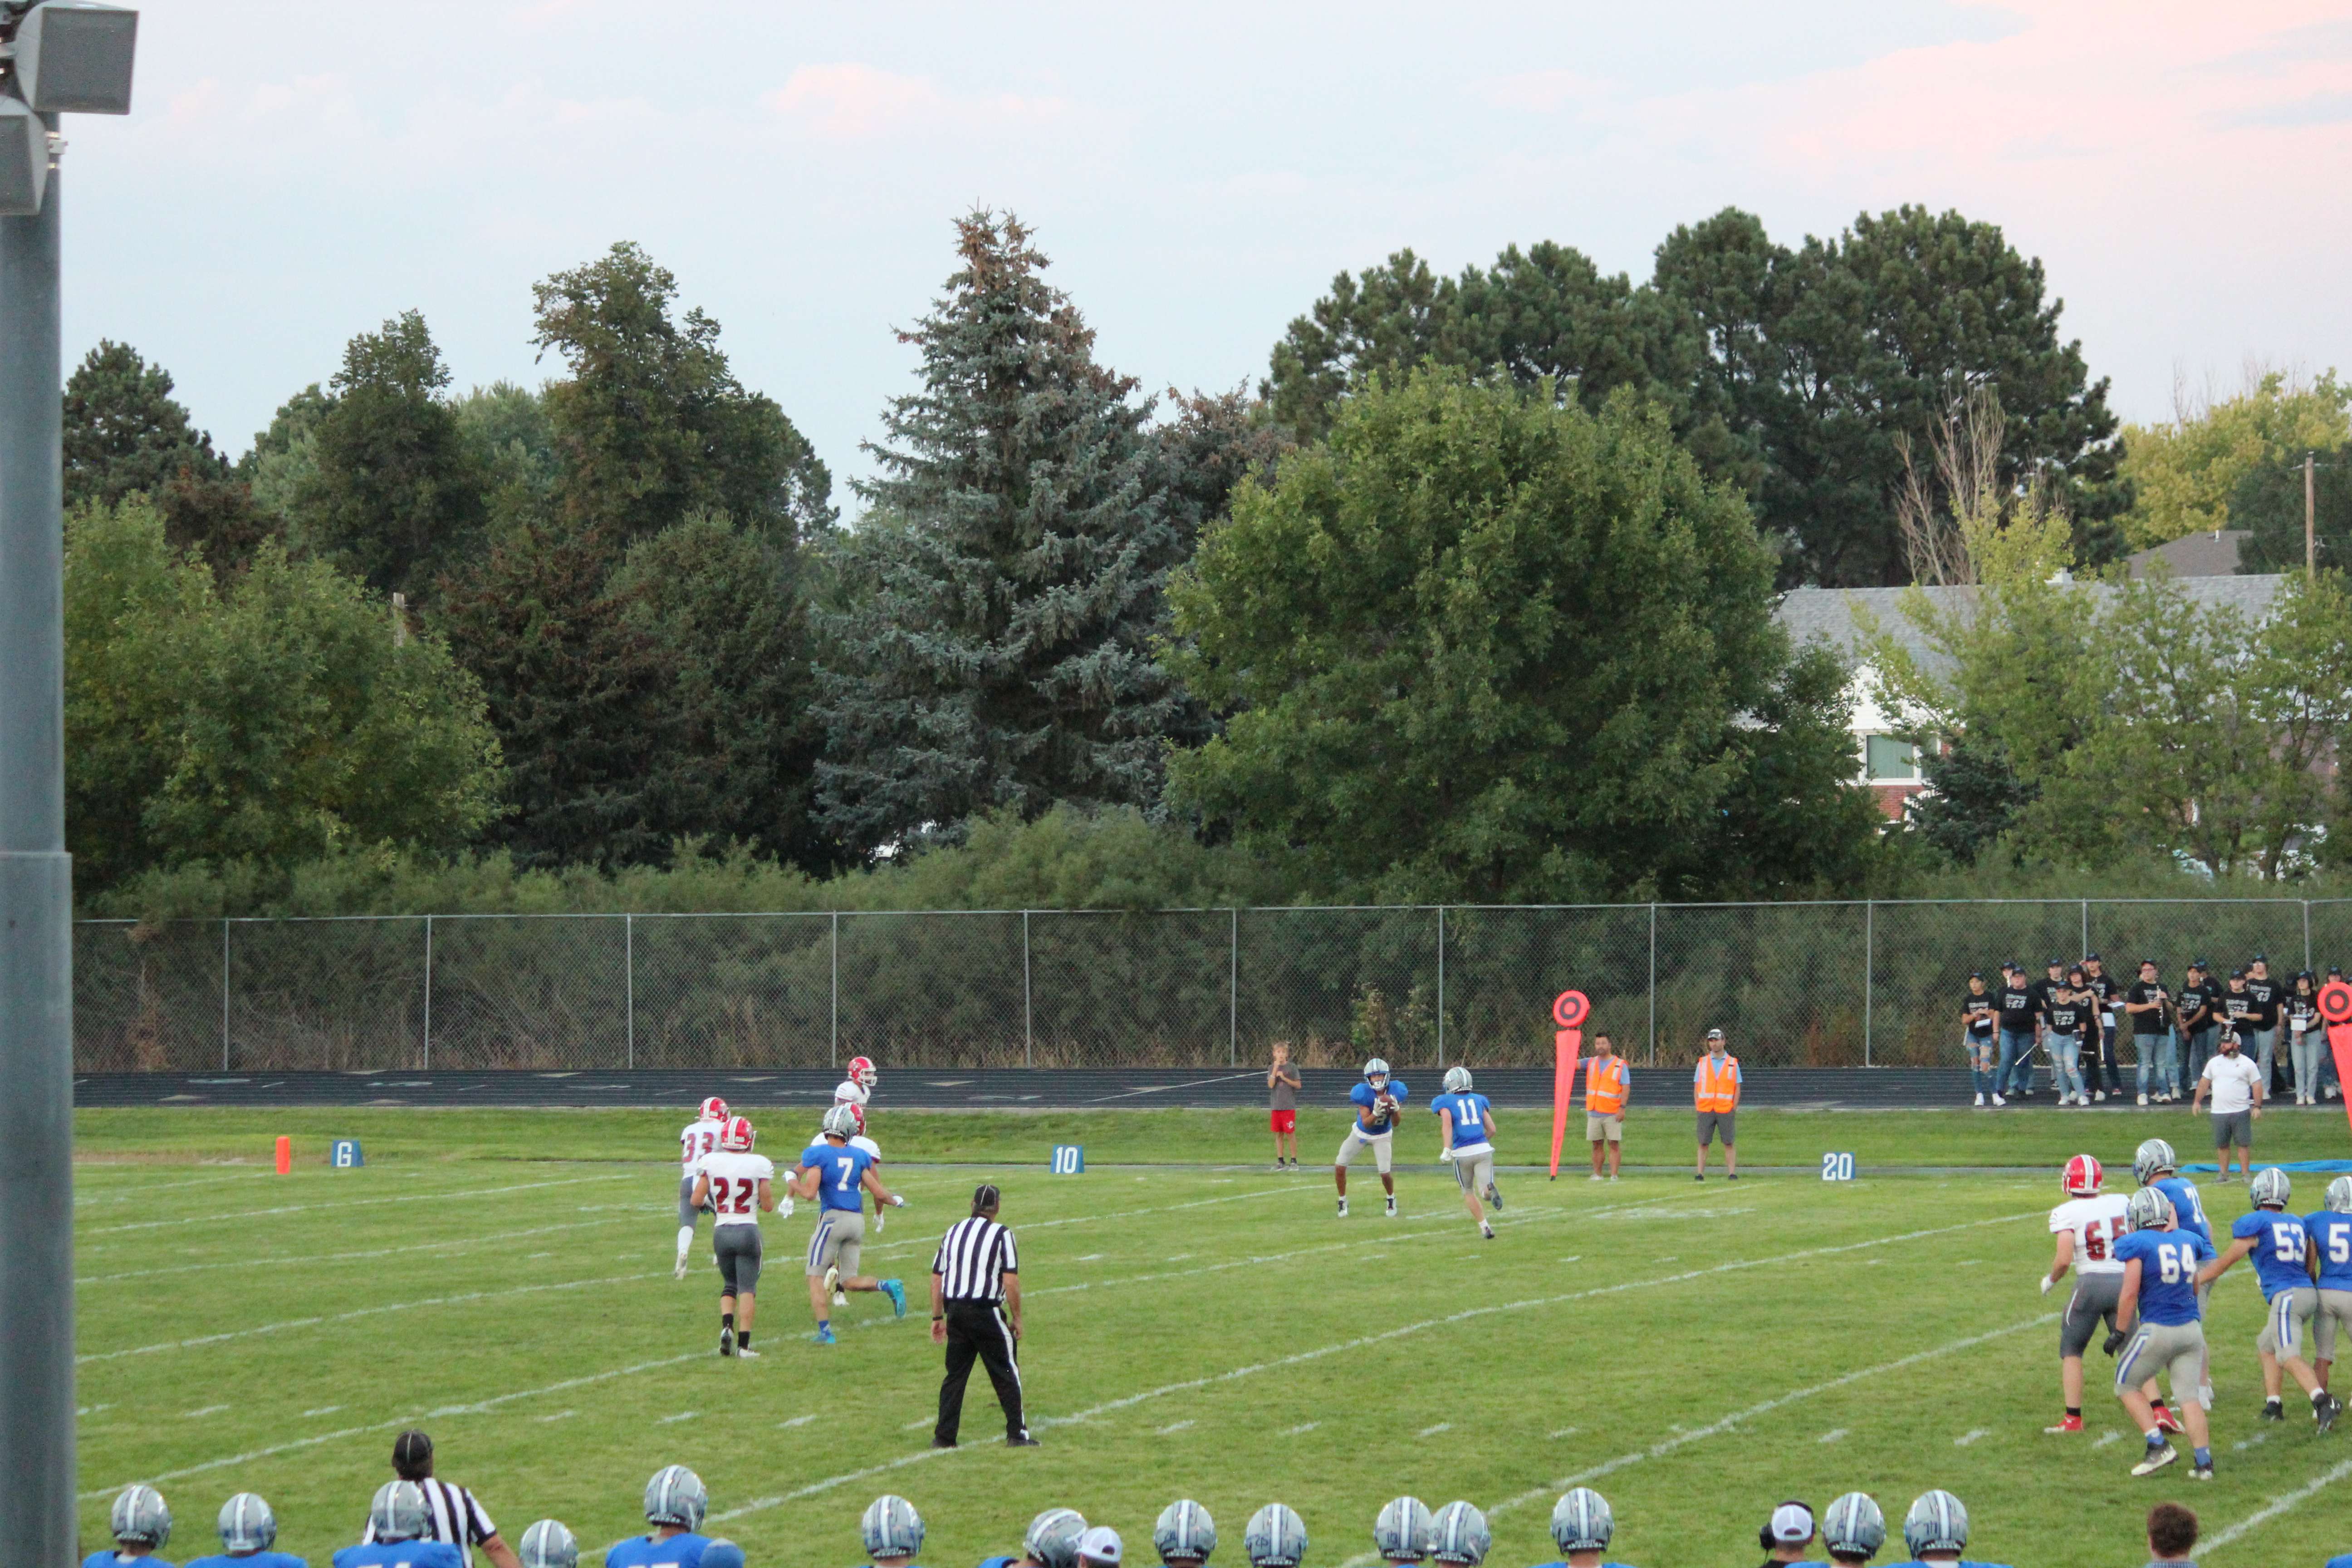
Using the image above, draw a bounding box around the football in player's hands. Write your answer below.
[2102,1329,2129,1356]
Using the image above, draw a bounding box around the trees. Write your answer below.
[1165,367,1878,904]
[2233,443,2352,573]
[63,340,222,509]
[2117,369,2351,549]
[814,211,1194,853]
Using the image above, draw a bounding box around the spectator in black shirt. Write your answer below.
[2126,960,2178,1106]
[2178,960,2220,1088]
[2287,970,2323,1105]
[1994,962,2040,1104]
[2045,968,2092,1106]
[1960,973,1997,1107]
[2025,957,2068,1098]
[2245,955,2284,1095]
[2223,969,2259,1059]
[2082,953,2126,1100]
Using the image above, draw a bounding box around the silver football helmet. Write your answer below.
[1154,1501,1215,1566]
[2328,1175,2352,1214]
[217,1493,276,1553]
[862,1494,926,1560]
[823,1104,861,1139]
[1442,1066,1473,1094]
[1026,1507,1090,1568]
[1426,1503,1488,1567]
[1362,1057,1391,1085]
[111,1485,172,1549]
[645,1465,709,1531]
[2133,1138,2178,1186]
[1373,1497,1433,1562]
[1549,1490,1612,1554]
[1244,1504,1308,1568]
[1821,1493,1885,1561]
[702,1542,746,1568]
[1902,1491,1968,1558]
[519,1520,580,1568]
[370,1481,429,1544]
[2250,1166,2292,1209]
[2126,1185,2175,1233]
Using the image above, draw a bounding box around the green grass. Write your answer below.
[72,1109,2352,1568]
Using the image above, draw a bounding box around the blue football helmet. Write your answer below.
[1427,1503,1488,1567]
[1244,1504,1307,1568]
[1027,1507,1089,1568]
[519,1520,580,1568]
[1373,1497,1432,1562]
[111,1485,172,1549]
[217,1493,275,1553]
[1549,1490,1612,1554]
[862,1494,926,1560]
[645,1465,709,1531]
[1154,1501,1215,1565]
[1902,1492,1968,1558]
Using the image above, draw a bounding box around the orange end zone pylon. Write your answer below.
[1549,990,1589,1179]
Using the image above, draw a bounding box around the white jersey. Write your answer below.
[698,1151,774,1226]
[680,1117,724,1169]
[850,1134,881,1163]
[833,1080,870,1109]
[2050,1193,2131,1276]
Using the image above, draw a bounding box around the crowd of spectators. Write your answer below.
[1963,954,2342,1112]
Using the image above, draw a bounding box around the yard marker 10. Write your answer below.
[274,1136,291,1176]
[1549,990,1588,1179]
[2320,980,2352,1135]
[1051,1145,1085,1175]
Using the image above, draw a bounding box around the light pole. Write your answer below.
[0,3,134,1559]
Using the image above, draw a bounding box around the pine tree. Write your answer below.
[62,340,221,509]
[814,211,1191,853]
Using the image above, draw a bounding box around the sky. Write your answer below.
[51,0,2352,502]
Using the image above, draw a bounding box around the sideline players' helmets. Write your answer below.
[1362,1057,1391,1085]
[1026,1507,1090,1568]
[1902,1492,1968,1557]
[2250,1166,2292,1208]
[2328,1175,2352,1214]
[702,1543,747,1568]
[1154,1501,1215,1565]
[1549,1490,1613,1554]
[1244,1504,1308,1568]
[1427,1503,1489,1567]
[848,1055,880,1090]
[519,1520,581,1568]
[1373,1498,1433,1562]
[112,1485,172,1549]
[2133,1138,2179,1186]
[371,1481,430,1544]
[719,1115,755,1152]
[2062,1154,2103,1197]
[1821,1493,1886,1561]
[1076,1526,1124,1567]
[218,1493,276,1553]
[1442,1066,1473,1094]
[645,1465,709,1531]
[823,1104,861,1140]
[699,1096,729,1122]
[862,1494,926,1560]
[2126,1185,2175,1233]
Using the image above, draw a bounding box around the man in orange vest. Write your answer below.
[1694,1028,1740,1182]
[1585,1033,1631,1181]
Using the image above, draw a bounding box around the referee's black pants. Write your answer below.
[935,1300,1027,1444]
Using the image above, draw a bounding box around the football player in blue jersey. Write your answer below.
[699,1546,744,1568]
[795,1104,908,1343]
[333,1485,461,1568]
[2132,1137,2213,1418]
[1372,1498,1432,1568]
[88,1485,174,1568]
[516,1523,577,1568]
[2203,1166,2342,1428]
[604,1467,714,1568]
[1431,1067,1500,1239]
[1530,1488,1633,1568]
[861,1495,926,1568]
[182,1494,305,1568]
[1152,1502,1214,1568]
[1815,1493,1885,1566]
[1336,1058,1408,1217]
[2112,1186,2220,1479]
[977,1508,1087,1568]
[1887,1491,2009,1568]
[2309,1174,2352,1394]
[1243,1506,1306,1568]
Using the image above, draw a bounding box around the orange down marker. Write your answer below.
[2320,981,2352,1138]
[1549,990,1589,1180]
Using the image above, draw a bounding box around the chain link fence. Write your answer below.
[69,899,2352,1074]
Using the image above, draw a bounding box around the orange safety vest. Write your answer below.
[1695,1054,1741,1113]
[1585,1055,1629,1115]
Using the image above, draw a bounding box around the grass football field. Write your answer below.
[74,1107,2352,1568]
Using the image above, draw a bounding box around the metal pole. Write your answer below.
[1229,907,1239,1067]
[220,917,230,1071]
[2082,899,2090,960]
[1022,910,1033,1070]
[421,915,432,1071]
[0,136,77,1566]
[1646,904,1657,1066]
[2308,452,2318,583]
[2305,900,2313,973]
[1435,905,1446,1068]
[1863,900,1874,1068]
[829,911,839,1070]
[624,913,634,1070]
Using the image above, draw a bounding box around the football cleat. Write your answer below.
[2131,1443,2178,1476]
[1484,1182,1503,1211]
[882,1279,907,1318]
[2155,1406,2185,1434]
[1480,1222,1494,1240]
[862,1495,926,1561]
[815,1325,838,1344]
[1337,1198,1349,1218]
[673,1255,689,1280]
[699,1096,730,1123]
[2043,1415,2082,1433]
[2318,1394,2343,1432]
[2063,1154,2104,1197]
[2262,1399,2284,1422]
[1385,1196,1397,1217]
[718,1326,734,1357]
[2190,1464,2214,1481]
[111,1485,173,1551]
[735,1345,760,1359]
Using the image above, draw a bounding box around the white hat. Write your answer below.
[1768,1504,1815,1545]
[1078,1526,1124,1566]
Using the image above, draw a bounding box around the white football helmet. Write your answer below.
[1026,1507,1089,1568]
[217,1493,276,1554]
[862,1494,926,1561]
[370,1482,429,1544]
[1373,1497,1432,1563]
[1426,1503,1488,1567]
[2250,1166,2292,1208]
[2133,1138,2179,1186]
[645,1465,708,1531]
[1362,1058,1391,1086]
[2328,1175,2352,1214]
[823,1104,861,1140]
[1549,1490,1612,1554]
[1901,1492,1968,1558]
[1244,1505,1307,1568]
[1153,1501,1215,1567]
[2126,1185,2175,1233]
[111,1485,172,1550]
[1442,1066,1472,1094]
[519,1520,580,1568]
[1821,1493,1885,1561]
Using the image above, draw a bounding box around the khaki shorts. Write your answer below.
[1450,1144,1495,1195]
[2313,1287,2352,1362]
[805,1208,866,1278]
[2259,1286,2318,1359]
[2115,1319,2205,1396]
[1587,1113,1623,1143]
[1695,1110,1735,1147]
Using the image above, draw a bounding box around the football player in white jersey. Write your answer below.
[2041,1152,2132,1432]
[691,1116,778,1357]
[675,1096,730,1279]
[835,1058,885,1236]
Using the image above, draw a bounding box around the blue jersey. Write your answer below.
[187,1555,305,1568]
[85,1557,176,1568]
[1429,1092,1491,1149]
[799,1141,874,1213]
[2232,1209,2313,1298]
[2153,1176,2211,1241]
[604,1535,714,1568]
[2115,1227,2217,1325]
[1349,1079,1408,1134]
[977,1557,1021,1568]
[2307,1210,2352,1289]
[333,1546,461,1568]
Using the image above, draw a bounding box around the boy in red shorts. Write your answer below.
[1269,1044,1302,1169]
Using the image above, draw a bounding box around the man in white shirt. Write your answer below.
[2192,1033,2264,1185]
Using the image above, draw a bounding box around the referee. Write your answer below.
[361,1431,521,1568]
[931,1183,1037,1449]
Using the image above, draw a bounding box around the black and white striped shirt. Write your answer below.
[933,1216,1018,1303]
[360,1478,497,1568]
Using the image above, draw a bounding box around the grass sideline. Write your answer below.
[74,1104,2352,1170]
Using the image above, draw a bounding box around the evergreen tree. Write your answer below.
[63,340,222,509]
[815,210,1192,853]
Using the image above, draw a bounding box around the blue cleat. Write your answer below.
[881,1279,907,1318]
[815,1324,837,1345]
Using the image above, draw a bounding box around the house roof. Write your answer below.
[2125,530,2250,579]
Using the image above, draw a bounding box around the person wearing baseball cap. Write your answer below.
[1757,1501,1815,1567]
[1695,1029,1740,1182]
[1993,962,2038,1107]
[2177,960,2219,1092]
[1075,1529,1122,1568]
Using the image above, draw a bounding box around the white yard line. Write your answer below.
[80,1174,634,1236]
[2201,1456,2352,1552]
[79,1214,663,1284]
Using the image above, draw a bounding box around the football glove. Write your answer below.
[2103,1329,2129,1357]
[1439,1147,1457,1162]
[2040,1274,2054,1296]
[891,1194,907,1207]
[778,1196,794,1219]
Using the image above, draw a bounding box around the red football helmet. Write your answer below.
[848,1102,867,1135]
[847,1056,879,1090]
[699,1096,730,1122]
[719,1115,755,1152]
[2063,1153,2103,1197]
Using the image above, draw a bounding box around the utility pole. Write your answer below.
[2308,451,2318,582]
